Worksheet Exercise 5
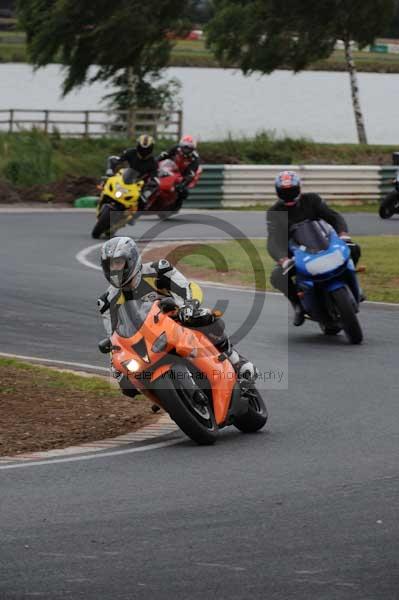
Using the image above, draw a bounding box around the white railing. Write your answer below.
[222,165,388,205]
[0,108,183,140]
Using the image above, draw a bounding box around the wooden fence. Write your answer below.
[0,108,183,140]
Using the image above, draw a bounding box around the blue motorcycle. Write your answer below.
[288,219,363,344]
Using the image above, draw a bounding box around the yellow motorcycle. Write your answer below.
[91,168,145,239]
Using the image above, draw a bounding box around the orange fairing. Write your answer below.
[111,301,236,425]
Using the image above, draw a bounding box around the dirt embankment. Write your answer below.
[0,359,159,457]
[0,175,98,205]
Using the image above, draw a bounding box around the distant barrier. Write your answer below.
[0,108,183,140]
[185,165,395,208]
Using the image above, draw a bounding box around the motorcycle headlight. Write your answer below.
[115,191,122,198]
[125,359,140,373]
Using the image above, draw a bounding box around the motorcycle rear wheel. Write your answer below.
[233,387,268,433]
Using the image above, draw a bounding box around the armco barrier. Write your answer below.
[380,166,397,196]
[73,164,396,209]
[185,165,224,208]
[222,165,382,206]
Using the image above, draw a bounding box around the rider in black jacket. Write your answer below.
[106,135,159,207]
[267,171,361,326]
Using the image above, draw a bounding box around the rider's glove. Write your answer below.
[175,182,187,194]
[105,168,114,177]
[339,233,353,244]
[280,258,295,274]
[140,189,153,206]
[158,151,169,161]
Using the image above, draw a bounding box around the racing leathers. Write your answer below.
[106,148,159,208]
[98,259,255,397]
[158,146,200,204]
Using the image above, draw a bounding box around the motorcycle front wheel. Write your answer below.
[91,204,126,239]
[331,287,363,344]
[152,368,218,445]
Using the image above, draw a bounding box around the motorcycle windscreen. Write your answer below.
[158,159,178,177]
[122,168,141,185]
[290,220,331,253]
[115,299,155,338]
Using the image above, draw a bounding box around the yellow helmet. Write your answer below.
[136,134,154,159]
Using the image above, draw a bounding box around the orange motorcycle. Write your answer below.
[110,297,268,445]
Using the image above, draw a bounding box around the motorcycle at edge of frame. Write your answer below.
[379,173,399,219]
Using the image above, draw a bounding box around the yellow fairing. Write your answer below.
[100,170,144,212]
[189,282,203,303]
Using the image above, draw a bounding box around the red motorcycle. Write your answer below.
[150,159,202,220]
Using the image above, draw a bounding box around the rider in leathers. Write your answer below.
[268,170,361,326]
[98,236,257,398]
[105,134,159,208]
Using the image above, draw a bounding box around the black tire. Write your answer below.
[91,204,112,239]
[319,323,341,336]
[157,370,218,445]
[168,390,218,445]
[91,204,126,239]
[234,387,268,433]
[331,287,363,344]
[379,203,394,219]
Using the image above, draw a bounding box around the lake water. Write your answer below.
[1,63,399,144]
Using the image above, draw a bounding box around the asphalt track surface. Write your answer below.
[1,210,399,600]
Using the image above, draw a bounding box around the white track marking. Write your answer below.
[75,242,102,270]
[75,241,399,307]
[0,439,181,470]
[0,352,109,373]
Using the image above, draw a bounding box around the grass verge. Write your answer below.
[0,131,398,190]
[2,35,399,72]
[0,357,156,457]
[173,237,399,304]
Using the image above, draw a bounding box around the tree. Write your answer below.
[188,0,213,24]
[383,0,399,37]
[17,0,189,95]
[207,0,395,144]
[330,0,395,143]
[104,66,182,135]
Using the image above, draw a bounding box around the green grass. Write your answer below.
[0,131,397,189]
[1,35,399,71]
[0,357,120,396]
[0,42,26,62]
[178,237,399,303]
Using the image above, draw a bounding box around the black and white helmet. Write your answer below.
[101,237,142,289]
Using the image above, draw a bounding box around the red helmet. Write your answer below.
[179,135,196,157]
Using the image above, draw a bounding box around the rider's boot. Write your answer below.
[291,302,305,326]
[217,339,258,385]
